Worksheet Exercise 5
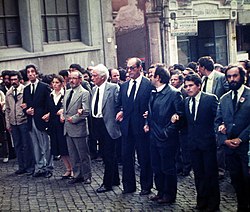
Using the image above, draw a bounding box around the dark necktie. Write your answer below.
[94,88,99,116]
[232,90,238,111]
[31,84,35,99]
[191,97,196,120]
[128,80,136,102]
[66,89,74,110]
[14,88,18,103]
[202,77,208,92]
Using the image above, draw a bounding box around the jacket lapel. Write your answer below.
[66,86,82,111]
[102,83,110,109]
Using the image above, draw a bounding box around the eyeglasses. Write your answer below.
[126,66,137,71]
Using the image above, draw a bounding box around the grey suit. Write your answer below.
[216,86,250,211]
[63,85,91,180]
[202,71,228,99]
[92,82,121,188]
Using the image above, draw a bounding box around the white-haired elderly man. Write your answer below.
[91,64,121,193]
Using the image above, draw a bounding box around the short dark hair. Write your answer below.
[197,56,214,72]
[154,65,170,84]
[25,64,39,74]
[119,68,127,81]
[187,62,198,72]
[69,64,82,72]
[173,63,185,71]
[1,70,11,78]
[184,73,202,87]
[59,69,69,78]
[9,70,23,80]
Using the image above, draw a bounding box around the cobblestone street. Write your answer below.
[0,158,237,211]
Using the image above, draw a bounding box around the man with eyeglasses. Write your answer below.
[215,65,250,211]
[62,70,92,185]
[5,71,34,175]
[116,57,153,195]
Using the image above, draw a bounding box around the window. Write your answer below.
[0,0,21,48]
[41,0,80,43]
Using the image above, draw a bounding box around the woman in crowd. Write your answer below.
[42,75,73,179]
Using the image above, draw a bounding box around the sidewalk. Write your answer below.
[0,158,237,211]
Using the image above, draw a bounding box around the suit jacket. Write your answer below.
[92,82,121,139]
[63,85,90,137]
[148,84,184,142]
[215,86,250,151]
[117,76,153,136]
[23,81,50,131]
[202,71,228,99]
[185,92,218,150]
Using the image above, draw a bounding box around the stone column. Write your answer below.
[146,11,162,64]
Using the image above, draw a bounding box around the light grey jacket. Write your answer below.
[63,85,90,137]
[92,82,121,139]
[5,84,27,129]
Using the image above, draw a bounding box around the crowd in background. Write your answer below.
[0,57,250,212]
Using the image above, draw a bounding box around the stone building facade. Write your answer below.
[0,0,117,74]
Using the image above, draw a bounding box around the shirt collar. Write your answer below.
[51,88,64,96]
[193,91,202,102]
[207,70,215,80]
[156,84,166,92]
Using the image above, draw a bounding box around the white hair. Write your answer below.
[93,64,109,80]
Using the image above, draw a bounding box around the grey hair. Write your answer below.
[93,64,109,80]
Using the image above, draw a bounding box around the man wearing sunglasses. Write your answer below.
[116,57,153,195]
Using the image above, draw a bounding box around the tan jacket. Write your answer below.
[5,84,27,129]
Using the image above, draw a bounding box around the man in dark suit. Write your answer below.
[91,64,121,193]
[145,65,184,204]
[116,57,153,195]
[23,64,53,178]
[183,73,220,211]
[216,65,250,212]
[62,70,92,184]
[198,56,229,179]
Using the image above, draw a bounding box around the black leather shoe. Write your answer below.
[68,178,84,184]
[157,196,175,204]
[149,194,162,201]
[96,184,112,193]
[139,190,151,196]
[15,170,26,175]
[122,189,136,194]
[84,178,91,184]
[44,171,53,178]
[33,171,45,177]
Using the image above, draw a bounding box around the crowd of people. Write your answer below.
[0,56,250,212]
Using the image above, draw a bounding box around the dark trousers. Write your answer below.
[226,146,250,211]
[176,131,191,174]
[122,132,153,191]
[150,138,177,200]
[190,148,220,210]
[92,117,120,188]
[11,123,34,172]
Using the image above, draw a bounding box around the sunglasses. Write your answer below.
[126,66,137,71]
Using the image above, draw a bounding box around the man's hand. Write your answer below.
[42,113,50,122]
[218,124,227,134]
[26,107,34,116]
[224,138,241,148]
[143,111,148,119]
[171,113,179,123]
[60,115,65,123]
[144,124,149,133]
[67,116,73,123]
[116,111,123,122]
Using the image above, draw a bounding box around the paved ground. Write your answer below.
[0,157,237,211]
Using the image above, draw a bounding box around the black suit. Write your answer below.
[148,84,184,201]
[118,76,153,192]
[216,86,250,211]
[23,81,52,174]
[185,92,220,210]
[23,82,50,131]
